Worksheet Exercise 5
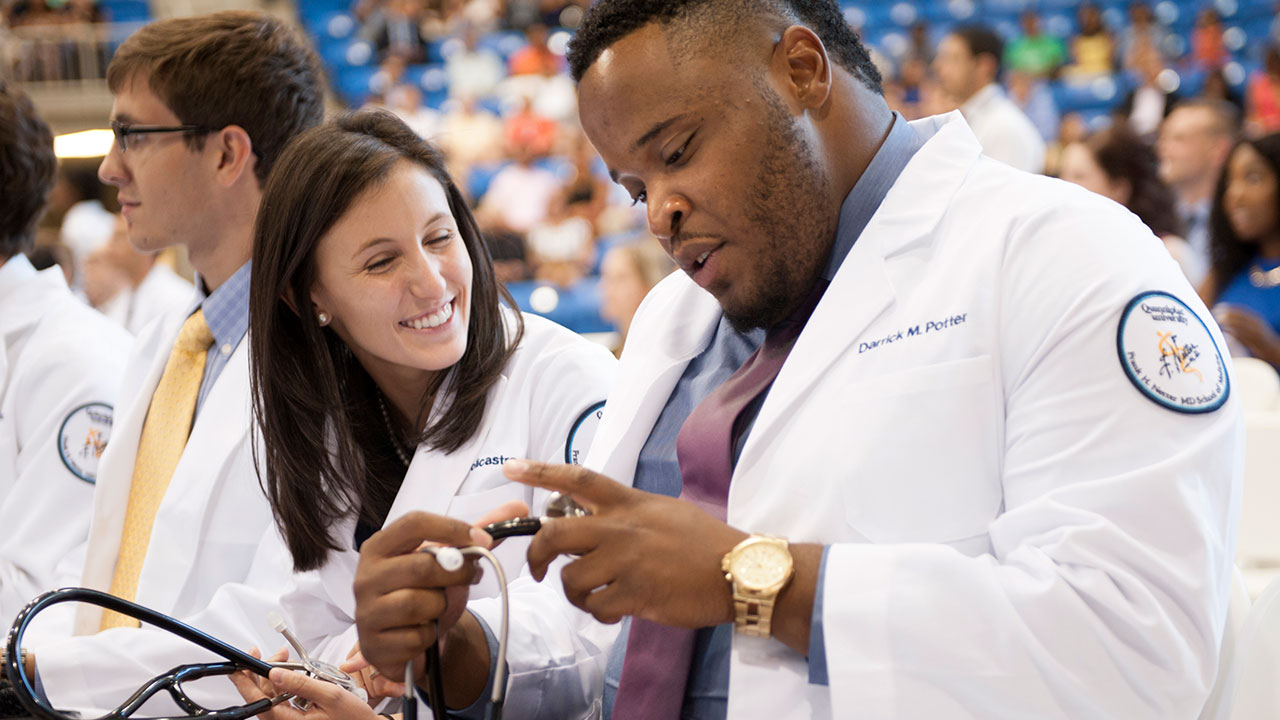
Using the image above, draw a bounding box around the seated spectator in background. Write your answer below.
[526,189,595,287]
[1203,134,1280,364]
[1118,44,1179,141]
[361,0,428,64]
[1008,69,1060,141]
[1044,110,1089,177]
[598,237,674,357]
[905,21,934,65]
[1060,124,1205,285]
[895,55,929,120]
[1004,10,1066,79]
[502,95,557,157]
[52,163,114,285]
[1191,9,1229,74]
[369,53,407,99]
[508,22,561,76]
[484,229,530,284]
[1064,4,1115,80]
[418,0,468,38]
[386,82,440,139]
[1158,99,1240,268]
[1120,2,1168,70]
[437,95,504,176]
[1246,46,1280,135]
[445,23,503,99]
[1203,68,1245,117]
[934,24,1046,172]
[83,216,193,335]
[476,140,560,234]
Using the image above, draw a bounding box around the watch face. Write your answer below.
[730,541,791,589]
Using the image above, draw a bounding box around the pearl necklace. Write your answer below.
[377,393,413,468]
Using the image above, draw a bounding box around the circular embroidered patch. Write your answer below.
[58,402,114,483]
[1117,291,1229,414]
[565,400,606,465]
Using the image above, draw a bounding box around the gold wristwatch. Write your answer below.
[721,534,794,637]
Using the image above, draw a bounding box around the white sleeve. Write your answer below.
[32,522,296,714]
[823,196,1241,718]
[1,310,129,625]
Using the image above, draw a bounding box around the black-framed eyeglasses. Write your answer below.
[110,120,213,152]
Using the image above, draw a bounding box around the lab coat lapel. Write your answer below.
[138,340,253,612]
[586,274,722,484]
[733,113,983,500]
[384,376,507,524]
[75,312,184,631]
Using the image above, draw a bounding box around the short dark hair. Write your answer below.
[951,24,1004,73]
[250,109,524,571]
[107,10,325,184]
[566,0,882,94]
[0,80,56,258]
[1208,134,1280,297]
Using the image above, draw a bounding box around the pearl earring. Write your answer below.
[317,311,330,326]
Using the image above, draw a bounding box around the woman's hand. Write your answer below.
[1216,305,1280,365]
[230,648,378,720]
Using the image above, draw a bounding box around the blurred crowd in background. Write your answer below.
[4,0,1280,359]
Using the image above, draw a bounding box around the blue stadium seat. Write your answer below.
[101,0,149,23]
[467,161,509,205]
[335,64,378,105]
[505,279,612,335]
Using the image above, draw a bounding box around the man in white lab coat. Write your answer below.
[0,81,131,624]
[483,1,1241,718]
[12,11,326,711]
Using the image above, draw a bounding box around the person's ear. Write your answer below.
[211,124,256,188]
[775,24,833,111]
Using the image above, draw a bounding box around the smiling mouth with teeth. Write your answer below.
[695,250,711,268]
[400,299,454,330]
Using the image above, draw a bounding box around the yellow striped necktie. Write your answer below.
[100,309,213,630]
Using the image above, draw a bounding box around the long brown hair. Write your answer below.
[249,109,523,571]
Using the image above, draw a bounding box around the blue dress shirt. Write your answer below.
[189,261,251,417]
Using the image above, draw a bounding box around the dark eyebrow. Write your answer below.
[354,213,452,254]
[631,113,690,153]
[111,113,136,124]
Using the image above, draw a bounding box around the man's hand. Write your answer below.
[503,459,749,629]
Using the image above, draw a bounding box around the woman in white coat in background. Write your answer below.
[234,109,617,718]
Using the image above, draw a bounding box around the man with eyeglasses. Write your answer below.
[4,11,325,714]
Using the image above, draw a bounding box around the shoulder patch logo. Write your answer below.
[565,400,606,465]
[59,402,114,483]
[1117,291,1229,414]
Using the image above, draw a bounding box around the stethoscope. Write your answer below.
[1,492,590,720]
[406,490,591,720]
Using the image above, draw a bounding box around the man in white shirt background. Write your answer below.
[933,24,1047,173]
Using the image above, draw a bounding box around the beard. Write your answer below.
[719,82,836,332]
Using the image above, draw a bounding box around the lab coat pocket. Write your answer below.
[841,354,1002,544]
[447,483,534,599]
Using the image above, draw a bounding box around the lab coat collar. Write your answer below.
[0,255,57,335]
[735,112,983,476]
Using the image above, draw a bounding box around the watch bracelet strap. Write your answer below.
[734,593,777,638]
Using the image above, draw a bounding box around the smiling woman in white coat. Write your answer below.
[238,109,617,719]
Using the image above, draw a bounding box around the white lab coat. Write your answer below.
[0,255,131,623]
[32,297,287,708]
[99,264,194,336]
[585,113,1243,719]
[33,313,618,719]
[285,312,618,719]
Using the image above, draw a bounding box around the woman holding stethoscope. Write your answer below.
[228,109,618,718]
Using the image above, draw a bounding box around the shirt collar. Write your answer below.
[0,254,38,303]
[822,113,925,281]
[192,260,251,352]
